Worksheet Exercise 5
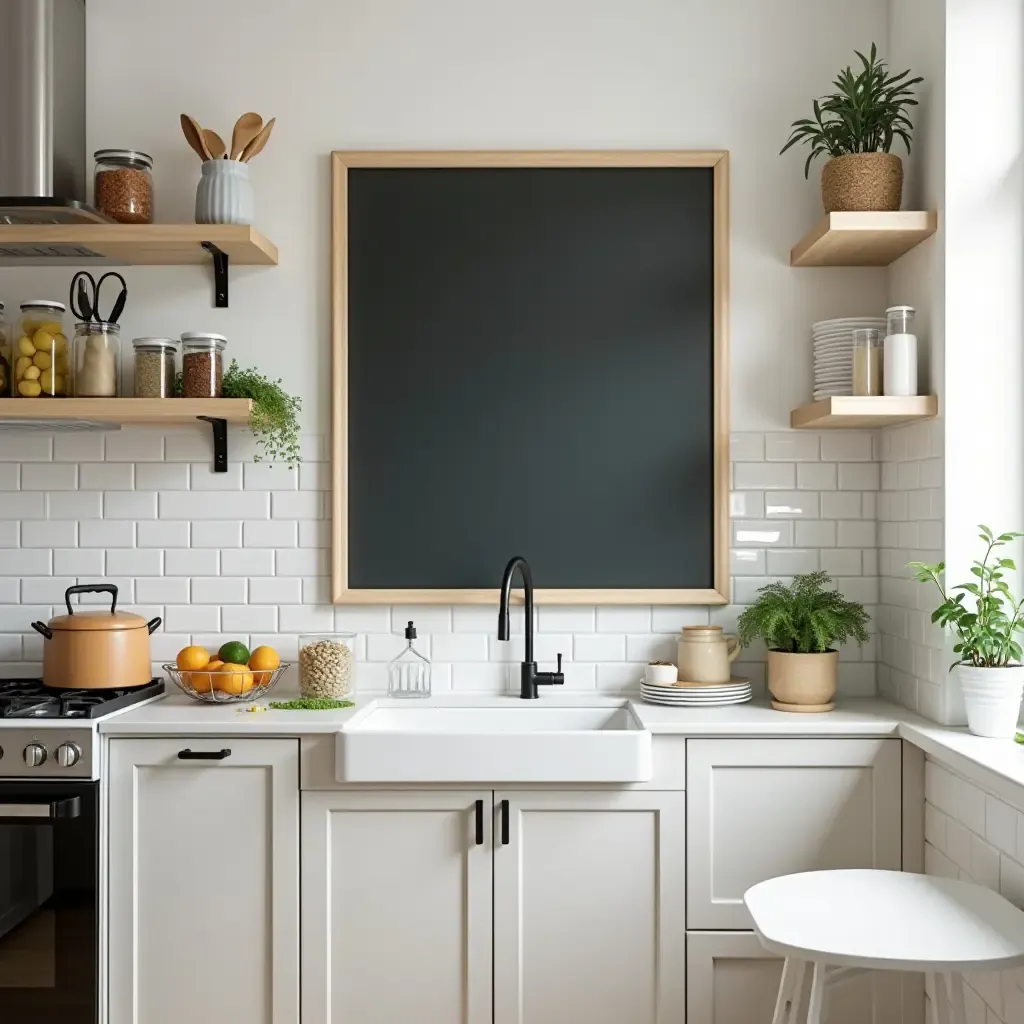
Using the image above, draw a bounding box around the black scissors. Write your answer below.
[69,271,128,325]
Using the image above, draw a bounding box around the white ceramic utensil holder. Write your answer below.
[195,159,254,225]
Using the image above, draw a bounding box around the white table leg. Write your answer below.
[772,958,798,1024]
[929,972,951,1024]
[945,973,967,1024]
[805,962,826,1024]
[787,960,807,1024]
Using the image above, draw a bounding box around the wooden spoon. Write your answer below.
[180,114,212,161]
[230,112,263,161]
[202,128,227,160]
[240,117,275,163]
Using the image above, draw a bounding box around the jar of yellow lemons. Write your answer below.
[14,300,70,397]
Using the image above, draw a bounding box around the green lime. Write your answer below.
[218,640,251,665]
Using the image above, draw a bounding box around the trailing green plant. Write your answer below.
[780,43,923,178]
[909,525,1024,668]
[737,571,870,654]
[221,359,302,469]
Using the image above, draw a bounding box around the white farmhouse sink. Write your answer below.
[336,700,652,783]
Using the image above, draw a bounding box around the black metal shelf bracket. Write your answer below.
[197,416,228,472]
[200,241,229,307]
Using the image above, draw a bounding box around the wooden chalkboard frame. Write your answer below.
[331,150,730,605]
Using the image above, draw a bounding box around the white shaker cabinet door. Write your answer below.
[686,738,902,929]
[687,932,902,1024]
[493,790,686,1024]
[301,790,493,1024]
[107,738,300,1024]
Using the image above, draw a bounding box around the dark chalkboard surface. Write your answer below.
[338,155,727,600]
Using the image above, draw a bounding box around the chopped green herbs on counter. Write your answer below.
[268,697,355,711]
[1016,732,1024,745]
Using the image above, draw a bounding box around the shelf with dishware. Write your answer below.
[0,224,278,307]
[790,395,938,429]
[790,211,938,267]
[0,397,252,470]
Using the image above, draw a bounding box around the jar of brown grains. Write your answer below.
[180,332,226,398]
[94,149,154,224]
[132,338,178,398]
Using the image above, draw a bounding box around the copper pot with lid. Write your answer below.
[31,584,162,689]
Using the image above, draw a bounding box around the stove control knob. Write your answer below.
[55,742,81,768]
[0,745,4,761]
[23,743,47,768]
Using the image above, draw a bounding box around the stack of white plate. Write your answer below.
[640,678,752,707]
[813,317,886,400]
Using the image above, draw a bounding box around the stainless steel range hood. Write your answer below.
[0,0,103,224]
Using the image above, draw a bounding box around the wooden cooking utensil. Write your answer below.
[202,128,227,160]
[230,112,263,160]
[180,114,212,161]
[240,117,275,163]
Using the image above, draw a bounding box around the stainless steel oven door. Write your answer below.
[0,781,97,1023]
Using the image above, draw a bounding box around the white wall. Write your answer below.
[0,0,894,687]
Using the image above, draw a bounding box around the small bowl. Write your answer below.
[163,663,291,704]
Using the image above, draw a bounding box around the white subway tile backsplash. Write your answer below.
[298,520,329,548]
[625,633,676,662]
[134,462,188,490]
[104,491,158,520]
[191,521,243,549]
[222,605,278,632]
[79,520,134,548]
[734,463,796,490]
[3,550,51,575]
[733,520,793,547]
[0,522,19,547]
[221,548,272,576]
[80,462,133,490]
[135,577,189,603]
[796,462,837,491]
[765,434,819,462]
[764,492,819,519]
[53,549,103,576]
[165,549,220,577]
[21,577,76,603]
[596,607,651,633]
[573,633,626,661]
[53,434,104,462]
[838,520,877,548]
[766,548,819,575]
[820,549,862,576]
[0,605,52,630]
[160,490,269,520]
[794,520,836,548]
[105,549,163,577]
[164,605,221,632]
[275,548,328,577]
[298,462,328,490]
[191,577,247,604]
[838,462,880,491]
[821,492,863,519]
[137,520,189,548]
[391,606,453,634]
[650,606,710,631]
[538,606,595,633]
[244,520,298,547]
[245,463,298,490]
[22,519,75,547]
[432,633,489,662]
[0,465,19,490]
[50,491,101,518]
[0,492,45,519]
[302,577,331,604]
[729,491,765,519]
[731,547,766,575]
[250,577,301,604]
[104,430,163,462]
[280,605,334,632]
[0,434,50,460]
[272,491,322,519]
[190,463,243,490]
[729,433,764,461]
[820,433,874,462]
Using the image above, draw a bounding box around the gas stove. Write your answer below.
[0,678,165,778]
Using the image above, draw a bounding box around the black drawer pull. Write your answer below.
[501,799,510,845]
[474,799,484,845]
[177,748,231,760]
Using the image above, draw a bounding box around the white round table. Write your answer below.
[744,869,1024,1023]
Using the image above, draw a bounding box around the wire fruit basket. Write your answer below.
[163,663,291,704]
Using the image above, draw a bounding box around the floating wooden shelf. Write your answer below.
[0,398,252,471]
[791,395,938,429]
[790,211,937,267]
[0,224,278,307]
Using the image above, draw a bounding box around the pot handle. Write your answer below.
[30,621,53,640]
[146,616,162,635]
[64,583,118,616]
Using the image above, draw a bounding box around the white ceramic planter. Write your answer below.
[195,160,254,225]
[956,664,1024,738]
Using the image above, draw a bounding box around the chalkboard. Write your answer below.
[332,153,729,603]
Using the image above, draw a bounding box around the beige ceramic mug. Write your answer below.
[677,625,740,683]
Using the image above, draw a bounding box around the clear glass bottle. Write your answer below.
[0,302,10,397]
[180,332,226,397]
[388,621,431,698]
[94,149,154,224]
[73,322,121,396]
[15,301,69,397]
[132,338,178,398]
[851,328,882,396]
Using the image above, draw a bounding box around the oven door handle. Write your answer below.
[0,796,82,820]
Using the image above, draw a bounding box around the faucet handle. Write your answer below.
[557,653,562,674]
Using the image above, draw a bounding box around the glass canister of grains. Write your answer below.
[132,338,178,398]
[73,322,121,397]
[298,633,357,700]
[15,301,69,397]
[0,303,10,396]
[94,150,154,224]
[180,332,226,397]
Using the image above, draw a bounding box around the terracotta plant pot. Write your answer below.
[820,153,903,212]
[767,650,839,712]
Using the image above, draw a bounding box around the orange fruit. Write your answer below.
[176,646,210,672]
[207,659,225,671]
[215,663,255,695]
[249,645,280,686]
[188,671,215,694]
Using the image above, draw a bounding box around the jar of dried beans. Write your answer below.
[94,150,154,224]
[132,338,178,398]
[180,332,226,397]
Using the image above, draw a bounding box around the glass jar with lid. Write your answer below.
[15,301,69,397]
[0,302,10,397]
[298,633,357,700]
[132,338,178,398]
[73,323,121,397]
[180,332,226,397]
[94,149,154,224]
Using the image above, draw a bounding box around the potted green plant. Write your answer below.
[737,572,870,712]
[780,43,923,212]
[910,526,1024,738]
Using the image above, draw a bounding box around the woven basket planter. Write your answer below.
[821,153,903,212]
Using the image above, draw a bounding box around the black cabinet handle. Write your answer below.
[501,799,510,845]
[177,748,231,760]
[474,799,484,845]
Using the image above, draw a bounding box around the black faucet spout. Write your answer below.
[497,556,563,699]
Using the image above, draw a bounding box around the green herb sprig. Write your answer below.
[221,359,302,469]
[268,697,355,711]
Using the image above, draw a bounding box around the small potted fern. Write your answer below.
[738,572,870,712]
[780,43,923,212]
